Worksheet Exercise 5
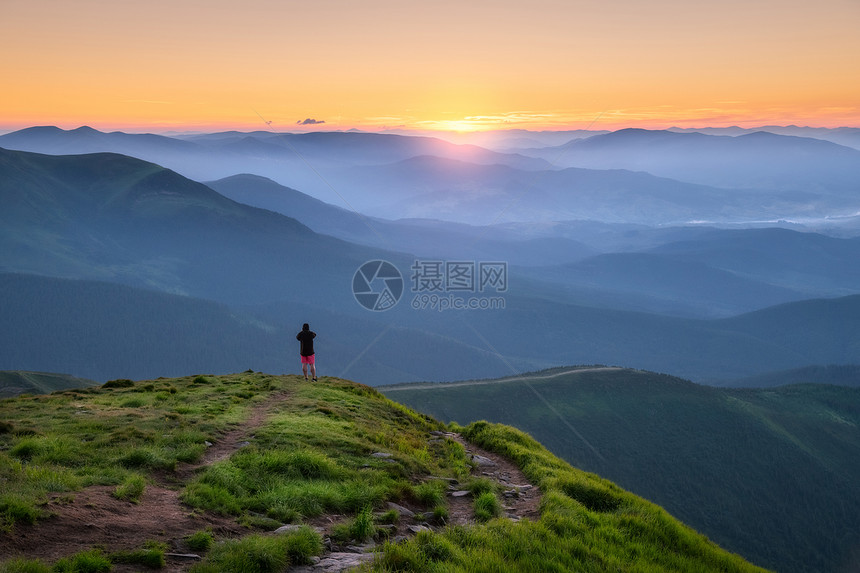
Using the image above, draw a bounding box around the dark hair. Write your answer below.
[302,323,309,331]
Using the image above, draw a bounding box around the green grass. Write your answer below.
[0,373,275,533]
[190,527,322,573]
[383,367,860,573]
[0,494,43,532]
[53,549,112,573]
[466,476,497,497]
[109,546,165,569]
[113,473,146,503]
[0,545,166,572]
[185,530,214,552]
[368,420,769,573]
[473,491,501,522]
[331,504,377,543]
[411,480,447,508]
[0,372,769,573]
[0,558,52,573]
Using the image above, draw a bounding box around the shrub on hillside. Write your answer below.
[103,379,134,389]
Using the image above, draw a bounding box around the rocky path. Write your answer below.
[293,431,542,573]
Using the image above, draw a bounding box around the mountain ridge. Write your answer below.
[381,366,860,573]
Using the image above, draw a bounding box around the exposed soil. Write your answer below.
[1,486,242,570]
[447,433,541,524]
[0,393,287,570]
[0,393,542,572]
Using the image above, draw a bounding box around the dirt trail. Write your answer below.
[0,392,289,570]
[1,390,543,573]
[447,433,541,524]
[383,366,623,392]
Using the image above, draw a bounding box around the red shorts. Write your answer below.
[301,354,315,365]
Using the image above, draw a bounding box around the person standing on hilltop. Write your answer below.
[296,323,317,381]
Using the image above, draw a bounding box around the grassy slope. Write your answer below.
[724,364,860,388]
[381,367,860,573]
[0,371,98,398]
[0,373,765,572]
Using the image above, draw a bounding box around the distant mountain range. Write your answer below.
[0,126,547,203]
[3,146,860,385]
[206,173,598,266]
[665,125,860,150]
[3,125,860,226]
[0,146,375,306]
[322,154,822,225]
[518,128,860,194]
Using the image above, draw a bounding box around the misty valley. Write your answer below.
[2,125,860,572]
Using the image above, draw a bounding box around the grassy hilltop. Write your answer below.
[0,372,767,572]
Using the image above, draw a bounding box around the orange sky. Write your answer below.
[2,0,859,133]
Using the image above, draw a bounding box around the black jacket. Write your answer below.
[296,330,316,356]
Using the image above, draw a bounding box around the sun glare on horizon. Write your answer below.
[2,1,859,133]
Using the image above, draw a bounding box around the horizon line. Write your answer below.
[2,122,860,138]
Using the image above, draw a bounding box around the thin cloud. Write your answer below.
[297,118,325,125]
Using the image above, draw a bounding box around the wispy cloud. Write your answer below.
[297,118,325,125]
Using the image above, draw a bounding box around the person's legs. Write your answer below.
[308,354,317,380]
[311,363,317,380]
[301,355,310,379]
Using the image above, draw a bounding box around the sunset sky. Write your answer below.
[3,0,859,133]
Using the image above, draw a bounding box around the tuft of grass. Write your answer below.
[186,530,214,552]
[467,476,497,497]
[350,504,377,542]
[254,449,342,480]
[0,494,42,532]
[553,473,622,513]
[0,558,52,573]
[375,530,462,572]
[118,447,174,471]
[411,480,447,508]
[109,547,165,569]
[181,482,242,516]
[281,525,324,565]
[113,473,146,503]
[240,513,283,530]
[192,527,322,573]
[474,491,502,522]
[429,504,449,525]
[103,379,134,389]
[377,508,400,525]
[52,549,112,573]
[8,436,82,465]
